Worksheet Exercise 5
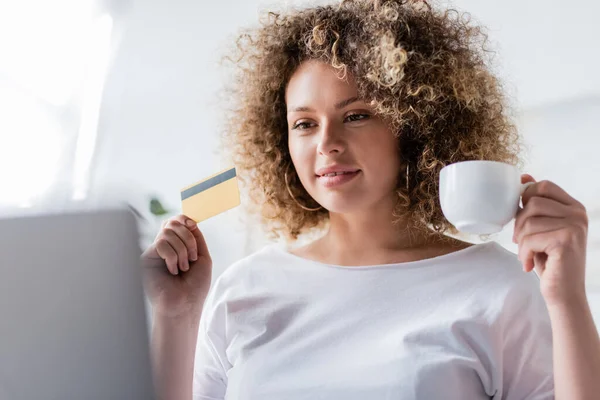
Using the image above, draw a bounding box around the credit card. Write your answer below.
[180,167,240,223]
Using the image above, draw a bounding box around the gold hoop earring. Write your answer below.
[284,166,323,212]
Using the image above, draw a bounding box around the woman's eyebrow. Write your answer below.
[334,96,360,110]
[287,96,361,113]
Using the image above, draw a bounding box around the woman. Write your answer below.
[141,1,600,399]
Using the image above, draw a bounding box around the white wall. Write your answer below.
[513,98,600,321]
[515,97,600,288]
[93,0,261,276]
[443,0,600,109]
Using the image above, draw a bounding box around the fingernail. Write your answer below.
[189,252,197,261]
[186,219,195,227]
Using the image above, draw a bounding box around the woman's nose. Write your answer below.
[316,122,345,155]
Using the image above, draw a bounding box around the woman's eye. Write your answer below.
[345,113,370,123]
[292,121,313,130]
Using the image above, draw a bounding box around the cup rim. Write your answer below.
[441,160,518,172]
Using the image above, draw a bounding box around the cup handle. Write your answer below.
[520,181,536,196]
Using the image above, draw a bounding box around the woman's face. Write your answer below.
[285,60,401,214]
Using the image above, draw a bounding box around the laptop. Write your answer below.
[0,208,156,399]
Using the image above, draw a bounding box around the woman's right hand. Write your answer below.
[141,214,212,318]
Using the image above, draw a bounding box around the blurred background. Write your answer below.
[1,0,599,322]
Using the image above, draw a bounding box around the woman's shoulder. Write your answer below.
[210,243,284,289]
[425,239,542,306]
[472,241,539,286]
[460,241,546,312]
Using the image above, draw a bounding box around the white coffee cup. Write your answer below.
[439,160,535,235]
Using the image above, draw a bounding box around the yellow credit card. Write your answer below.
[181,167,240,223]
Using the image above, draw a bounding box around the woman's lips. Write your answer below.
[316,170,361,188]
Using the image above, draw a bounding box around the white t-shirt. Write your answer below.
[193,241,554,400]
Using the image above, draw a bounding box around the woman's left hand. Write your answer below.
[513,174,589,307]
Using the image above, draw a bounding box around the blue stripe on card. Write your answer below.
[180,168,236,201]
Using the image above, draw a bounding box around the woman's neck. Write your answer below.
[328,212,421,249]
[292,204,466,267]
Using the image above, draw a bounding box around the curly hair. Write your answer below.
[220,0,523,240]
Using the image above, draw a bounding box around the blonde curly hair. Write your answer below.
[220,0,523,240]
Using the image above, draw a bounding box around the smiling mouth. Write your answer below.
[318,171,359,177]
[316,170,361,187]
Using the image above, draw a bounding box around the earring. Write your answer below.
[406,164,410,191]
[284,165,323,212]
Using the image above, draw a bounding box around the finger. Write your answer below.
[163,230,190,272]
[164,220,198,262]
[520,174,536,200]
[533,252,548,277]
[155,238,179,275]
[172,214,209,259]
[514,215,569,244]
[521,174,536,184]
[190,224,210,259]
[157,215,187,239]
[514,196,571,238]
[522,179,582,209]
[518,229,562,273]
[155,218,170,240]
[172,214,194,228]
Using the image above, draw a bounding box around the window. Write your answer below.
[0,0,114,208]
